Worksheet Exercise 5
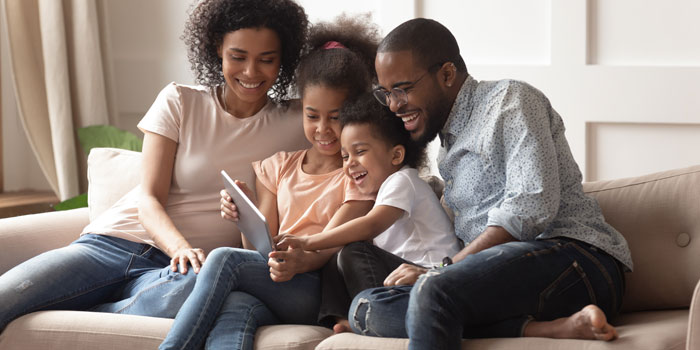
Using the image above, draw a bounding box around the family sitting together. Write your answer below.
[0,0,632,349]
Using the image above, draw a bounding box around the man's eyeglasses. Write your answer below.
[372,62,443,107]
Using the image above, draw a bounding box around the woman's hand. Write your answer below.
[383,263,428,286]
[170,247,207,274]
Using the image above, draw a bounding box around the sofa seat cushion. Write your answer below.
[0,311,171,350]
[315,309,688,350]
[0,310,334,350]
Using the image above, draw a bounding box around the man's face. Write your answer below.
[375,51,451,148]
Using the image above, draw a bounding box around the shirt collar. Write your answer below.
[440,75,478,145]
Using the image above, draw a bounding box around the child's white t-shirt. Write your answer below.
[373,167,462,267]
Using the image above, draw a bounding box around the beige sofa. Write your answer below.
[1,147,699,350]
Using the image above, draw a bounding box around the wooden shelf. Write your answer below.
[0,190,59,218]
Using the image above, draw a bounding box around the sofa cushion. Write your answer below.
[583,165,700,312]
[0,311,333,350]
[315,310,688,350]
[87,147,142,221]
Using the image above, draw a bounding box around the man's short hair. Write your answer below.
[378,18,467,73]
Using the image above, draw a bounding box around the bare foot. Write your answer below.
[523,305,618,341]
[333,319,351,334]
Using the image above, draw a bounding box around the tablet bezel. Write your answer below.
[221,170,275,259]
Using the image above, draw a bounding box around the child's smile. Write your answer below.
[341,123,403,195]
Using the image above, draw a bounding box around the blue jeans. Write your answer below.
[0,234,197,331]
[350,238,625,350]
[159,247,321,350]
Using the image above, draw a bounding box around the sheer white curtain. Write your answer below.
[2,0,111,200]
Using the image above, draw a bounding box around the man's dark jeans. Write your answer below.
[349,238,625,350]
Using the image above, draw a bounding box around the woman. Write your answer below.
[0,0,309,330]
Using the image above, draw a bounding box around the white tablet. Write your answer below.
[221,170,275,259]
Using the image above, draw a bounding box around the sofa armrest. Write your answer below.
[687,279,700,349]
[0,208,89,275]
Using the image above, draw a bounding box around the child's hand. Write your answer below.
[268,247,304,282]
[220,189,239,222]
[220,180,255,222]
[275,233,308,251]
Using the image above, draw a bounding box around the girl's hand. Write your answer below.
[275,233,308,251]
[383,263,428,286]
[170,247,207,274]
[267,246,304,282]
[220,181,255,222]
[220,189,239,222]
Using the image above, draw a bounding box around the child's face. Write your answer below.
[302,85,345,156]
[341,124,403,195]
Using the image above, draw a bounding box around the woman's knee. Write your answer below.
[206,247,259,266]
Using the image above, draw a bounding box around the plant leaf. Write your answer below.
[77,125,143,155]
[53,193,88,211]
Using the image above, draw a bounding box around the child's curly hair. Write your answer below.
[339,93,426,169]
[182,0,308,102]
[296,14,380,100]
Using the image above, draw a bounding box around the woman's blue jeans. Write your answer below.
[349,238,625,350]
[159,247,321,350]
[0,234,198,331]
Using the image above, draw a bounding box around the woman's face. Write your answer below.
[218,27,281,108]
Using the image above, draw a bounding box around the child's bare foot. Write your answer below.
[523,305,618,341]
[333,319,351,334]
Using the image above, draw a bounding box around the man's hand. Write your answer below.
[268,245,305,282]
[170,247,206,274]
[384,263,428,286]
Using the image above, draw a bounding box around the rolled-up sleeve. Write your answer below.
[485,85,561,241]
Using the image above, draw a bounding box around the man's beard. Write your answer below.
[413,93,452,149]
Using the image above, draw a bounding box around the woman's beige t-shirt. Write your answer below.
[82,83,309,253]
[253,150,375,237]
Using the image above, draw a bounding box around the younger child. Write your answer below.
[277,93,462,332]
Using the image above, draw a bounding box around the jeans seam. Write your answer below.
[16,275,129,321]
[111,278,175,314]
[359,247,379,287]
[180,250,243,349]
[240,302,267,349]
[569,241,618,311]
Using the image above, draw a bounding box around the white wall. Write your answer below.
[3,0,700,191]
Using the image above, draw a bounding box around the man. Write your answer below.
[348,18,632,350]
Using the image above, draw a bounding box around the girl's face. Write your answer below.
[341,124,404,195]
[218,27,281,110]
[302,85,346,157]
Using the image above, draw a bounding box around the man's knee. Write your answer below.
[412,268,449,307]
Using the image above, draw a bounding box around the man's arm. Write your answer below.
[383,225,516,286]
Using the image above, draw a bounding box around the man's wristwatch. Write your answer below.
[441,256,453,267]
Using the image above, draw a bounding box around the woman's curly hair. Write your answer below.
[182,0,308,102]
[296,14,380,100]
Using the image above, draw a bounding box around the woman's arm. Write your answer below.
[139,132,205,274]
[268,199,373,282]
[279,204,404,252]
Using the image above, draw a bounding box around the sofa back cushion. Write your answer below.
[583,165,700,312]
[87,148,142,221]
